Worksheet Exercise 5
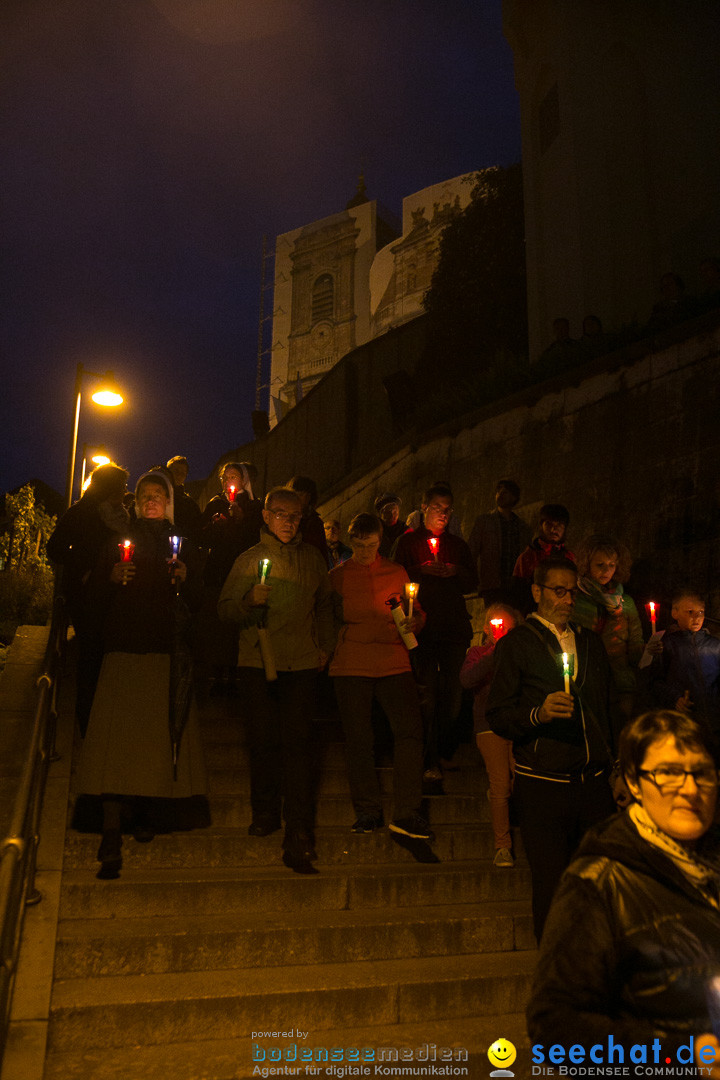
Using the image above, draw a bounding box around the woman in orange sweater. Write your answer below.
[330,512,432,841]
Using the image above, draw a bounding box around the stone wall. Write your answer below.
[203,311,720,613]
[318,316,720,611]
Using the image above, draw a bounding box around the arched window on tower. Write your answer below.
[312,274,334,323]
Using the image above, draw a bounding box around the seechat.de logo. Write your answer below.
[488,1037,517,1076]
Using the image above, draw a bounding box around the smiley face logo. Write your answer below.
[488,1038,517,1072]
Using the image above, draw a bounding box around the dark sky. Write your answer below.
[0,0,520,501]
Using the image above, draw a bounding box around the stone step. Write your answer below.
[63,823,521,869]
[48,950,537,1052]
[59,862,533,920]
[55,899,534,978]
[205,762,488,797]
[44,1012,531,1080]
[207,791,490,827]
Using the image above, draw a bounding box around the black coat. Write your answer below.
[527,810,720,1058]
[391,527,477,644]
[89,519,200,654]
[487,618,620,779]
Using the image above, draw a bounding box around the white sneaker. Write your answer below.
[493,847,514,868]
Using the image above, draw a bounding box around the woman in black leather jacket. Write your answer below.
[527,709,720,1073]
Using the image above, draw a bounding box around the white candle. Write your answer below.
[405,581,418,619]
[562,652,571,694]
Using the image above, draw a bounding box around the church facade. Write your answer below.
[269,172,476,426]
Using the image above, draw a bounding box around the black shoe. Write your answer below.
[282,849,319,874]
[248,819,281,837]
[282,830,318,868]
[351,814,384,833]
[96,828,122,879]
[389,815,435,841]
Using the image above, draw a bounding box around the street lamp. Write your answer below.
[65,363,124,508]
[80,447,112,494]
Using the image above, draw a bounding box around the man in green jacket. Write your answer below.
[218,487,335,873]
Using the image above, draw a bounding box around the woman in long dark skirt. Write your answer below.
[76,470,207,877]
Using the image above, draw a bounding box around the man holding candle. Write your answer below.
[392,483,478,778]
[487,557,620,940]
[218,487,335,874]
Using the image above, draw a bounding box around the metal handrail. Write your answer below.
[0,594,65,1056]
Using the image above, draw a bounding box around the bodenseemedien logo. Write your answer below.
[488,1037,517,1077]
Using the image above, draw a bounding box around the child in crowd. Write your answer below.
[460,604,523,868]
[511,504,575,613]
[651,590,720,738]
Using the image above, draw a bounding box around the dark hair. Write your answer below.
[575,534,632,585]
[422,482,453,506]
[324,519,341,531]
[348,512,383,539]
[619,709,718,786]
[86,463,129,502]
[671,588,705,607]
[264,486,302,511]
[221,461,246,479]
[374,492,401,513]
[533,557,578,587]
[166,455,188,469]
[288,475,318,506]
[496,479,520,502]
[539,503,570,526]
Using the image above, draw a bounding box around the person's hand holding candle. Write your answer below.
[113,540,136,585]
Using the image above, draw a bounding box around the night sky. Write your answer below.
[1,0,521,501]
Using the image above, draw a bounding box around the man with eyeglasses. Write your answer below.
[218,487,335,874]
[487,557,620,940]
[392,482,478,779]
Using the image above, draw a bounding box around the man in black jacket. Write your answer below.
[392,483,478,777]
[487,557,620,940]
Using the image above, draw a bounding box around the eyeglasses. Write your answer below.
[638,766,719,791]
[268,510,302,524]
[539,584,579,600]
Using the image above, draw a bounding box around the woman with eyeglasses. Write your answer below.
[527,709,720,1067]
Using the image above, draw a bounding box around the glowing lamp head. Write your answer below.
[92,389,123,407]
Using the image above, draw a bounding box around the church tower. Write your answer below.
[269,177,398,426]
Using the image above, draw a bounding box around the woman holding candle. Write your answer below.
[76,470,207,878]
[528,709,720,1061]
[573,535,644,721]
[460,605,523,867]
[330,513,433,841]
[198,461,263,694]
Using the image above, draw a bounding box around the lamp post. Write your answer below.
[65,363,123,508]
[79,446,112,494]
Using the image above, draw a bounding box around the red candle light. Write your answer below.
[227,485,237,503]
[647,601,657,634]
[119,540,135,563]
[490,617,506,639]
[428,537,439,563]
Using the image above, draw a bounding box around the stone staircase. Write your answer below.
[43,695,537,1079]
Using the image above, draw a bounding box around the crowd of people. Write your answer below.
[48,455,720,1063]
